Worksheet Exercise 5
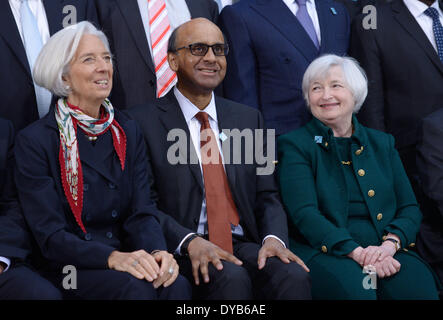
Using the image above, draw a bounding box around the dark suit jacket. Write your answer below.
[95,0,219,109]
[14,108,167,271]
[127,91,289,251]
[0,118,32,262]
[218,0,350,136]
[350,0,443,179]
[0,0,98,132]
[416,108,443,268]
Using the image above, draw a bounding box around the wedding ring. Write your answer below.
[168,267,174,275]
[132,260,139,267]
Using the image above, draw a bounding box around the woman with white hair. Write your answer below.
[13,21,191,300]
[277,54,440,299]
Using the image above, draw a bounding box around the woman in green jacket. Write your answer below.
[277,54,440,300]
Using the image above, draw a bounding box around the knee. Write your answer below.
[210,263,252,299]
[266,260,312,299]
[159,275,192,300]
[118,274,157,300]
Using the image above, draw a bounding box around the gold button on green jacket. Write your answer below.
[277,116,421,263]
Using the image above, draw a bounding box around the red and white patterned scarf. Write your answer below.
[55,98,126,233]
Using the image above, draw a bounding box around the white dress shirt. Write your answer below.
[403,0,443,53]
[173,87,285,253]
[282,0,321,45]
[137,0,191,59]
[8,0,50,46]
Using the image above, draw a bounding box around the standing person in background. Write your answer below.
[350,0,443,201]
[95,0,219,109]
[219,0,350,137]
[0,0,98,132]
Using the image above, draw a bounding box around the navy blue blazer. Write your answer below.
[14,108,167,271]
[127,91,289,251]
[219,0,350,136]
[96,0,219,109]
[0,0,98,132]
[0,118,33,261]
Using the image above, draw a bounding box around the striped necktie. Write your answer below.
[21,0,52,118]
[148,0,177,98]
[424,7,443,63]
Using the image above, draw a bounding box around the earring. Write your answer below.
[65,85,70,91]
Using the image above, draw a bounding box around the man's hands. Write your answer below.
[107,249,179,287]
[258,237,310,272]
[187,236,242,285]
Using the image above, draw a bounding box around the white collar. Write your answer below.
[173,86,218,125]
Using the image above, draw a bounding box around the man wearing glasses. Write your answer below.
[128,18,311,300]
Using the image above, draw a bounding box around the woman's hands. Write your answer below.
[347,243,401,279]
[107,249,179,287]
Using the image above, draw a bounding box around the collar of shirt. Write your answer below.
[174,86,218,126]
[403,0,443,19]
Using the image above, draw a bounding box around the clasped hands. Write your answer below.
[348,241,401,278]
[187,236,309,285]
[107,250,178,288]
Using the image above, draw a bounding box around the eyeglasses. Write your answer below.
[174,43,229,56]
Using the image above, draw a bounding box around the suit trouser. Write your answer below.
[177,239,312,300]
[0,265,62,300]
[307,251,439,300]
[45,269,192,300]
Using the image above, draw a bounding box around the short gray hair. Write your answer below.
[33,21,111,97]
[302,54,368,113]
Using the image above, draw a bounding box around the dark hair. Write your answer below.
[167,26,179,53]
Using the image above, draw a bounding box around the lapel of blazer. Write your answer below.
[116,0,155,75]
[214,96,237,195]
[250,0,318,62]
[316,0,338,54]
[157,92,204,192]
[185,0,201,17]
[43,0,63,36]
[392,0,443,75]
[0,0,31,75]
[44,108,119,185]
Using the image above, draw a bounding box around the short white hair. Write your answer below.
[33,21,111,97]
[302,54,368,113]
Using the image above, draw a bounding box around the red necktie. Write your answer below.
[195,112,240,253]
[148,0,177,97]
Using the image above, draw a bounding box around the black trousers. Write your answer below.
[0,265,62,300]
[45,269,192,300]
[177,239,311,300]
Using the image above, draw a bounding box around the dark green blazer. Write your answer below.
[277,116,421,263]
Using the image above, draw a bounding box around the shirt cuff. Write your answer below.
[175,233,197,255]
[262,235,286,248]
[0,257,11,272]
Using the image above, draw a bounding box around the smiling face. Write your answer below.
[308,65,355,130]
[168,19,226,99]
[63,34,113,113]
